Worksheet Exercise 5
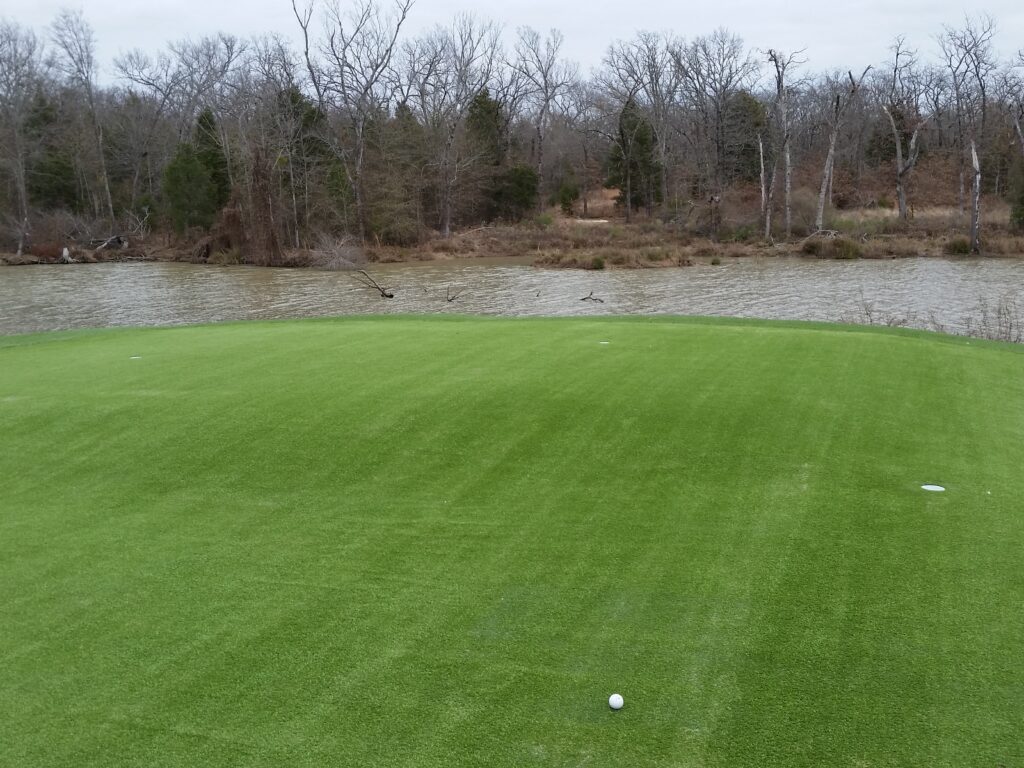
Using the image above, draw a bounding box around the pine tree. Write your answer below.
[194,109,231,209]
[163,144,217,233]
[606,100,661,214]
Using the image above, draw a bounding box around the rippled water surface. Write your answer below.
[1,257,1023,336]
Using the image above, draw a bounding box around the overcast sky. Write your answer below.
[5,0,1024,80]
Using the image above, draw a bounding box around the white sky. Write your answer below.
[5,0,1024,80]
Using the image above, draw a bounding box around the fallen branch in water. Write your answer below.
[581,291,605,304]
[354,270,394,298]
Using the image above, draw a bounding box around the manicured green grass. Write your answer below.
[1,316,1022,767]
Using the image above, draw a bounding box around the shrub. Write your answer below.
[710,256,722,265]
[431,238,459,253]
[730,225,754,243]
[377,219,423,247]
[831,237,863,260]
[789,187,820,236]
[944,237,971,255]
[207,247,242,265]
[802,236,862,259]
[802,239,824,257]
[534,213,554,230]
[554,180,580,216]
[587,256,605,270]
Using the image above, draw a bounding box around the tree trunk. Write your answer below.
[581,143,590,216]
[535,116,546,213]
[764,159,778,242]
[659,142,669,216]
[816,132,838,232]
[970,140,982,253]
[624,158,632,224]
[783,136,792,238]
[883,106,910,222]
[93,120,116,227]
[957,163,965,216]
[289,159,301,249]
[12,139,30,257]
[758,133,766,223]
[354,132,367,242]
[441,178,452,238]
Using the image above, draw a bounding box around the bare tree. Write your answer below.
[557,80,607,217]
[878,38,930,222]
[673,30,759,204]
[404,16,500,237]
[1016,51,1024,153]
[624,32,683,214]
[293,0,412,241]
[51,9,115,226]
[940,16,996,251]
[512,27,576,206]
[815,67,871,231]
[766,49,804,238]
[1001,65,1024,155]
[0,21,46,254]
[597,42,646,222]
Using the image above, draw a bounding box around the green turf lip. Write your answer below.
[2,313,1021,356]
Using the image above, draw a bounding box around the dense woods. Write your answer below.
[2,5,1024,263]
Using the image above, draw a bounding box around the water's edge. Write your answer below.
[2,258,1021,339]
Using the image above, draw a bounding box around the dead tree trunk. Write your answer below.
[759,133,767,227]
[768,49,801,240]
[815,134,837,233]
[764,157,778,242]
[783,135,792,238]
[970,139,982,253]
[882,105,926,221]
[816,69,869,232]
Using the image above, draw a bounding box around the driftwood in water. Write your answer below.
[445,286,463,302]
[581,291,605,304]
[354,270,395,298]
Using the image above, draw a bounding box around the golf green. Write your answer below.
[1,317,1021,766]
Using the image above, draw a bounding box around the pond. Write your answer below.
[1,256,1022,337]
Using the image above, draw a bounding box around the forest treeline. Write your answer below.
[1,4,1024,262]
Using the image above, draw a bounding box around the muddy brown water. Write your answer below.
[1,257,1022,336]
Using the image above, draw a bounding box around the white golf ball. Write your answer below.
[608,693,624,710]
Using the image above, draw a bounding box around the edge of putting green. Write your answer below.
[2,314,1022,358]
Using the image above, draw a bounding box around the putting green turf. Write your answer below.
[1,316,1022,767]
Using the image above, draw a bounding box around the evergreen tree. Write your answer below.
[491,165,539,221]
[163,144,218,233]
[24,94,81,212]
[722,91,768,183]
[466,89,505,167]
[194,109,231,209]
[606,100,660,213]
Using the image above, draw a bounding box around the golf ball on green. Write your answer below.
[608,693,624,710]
